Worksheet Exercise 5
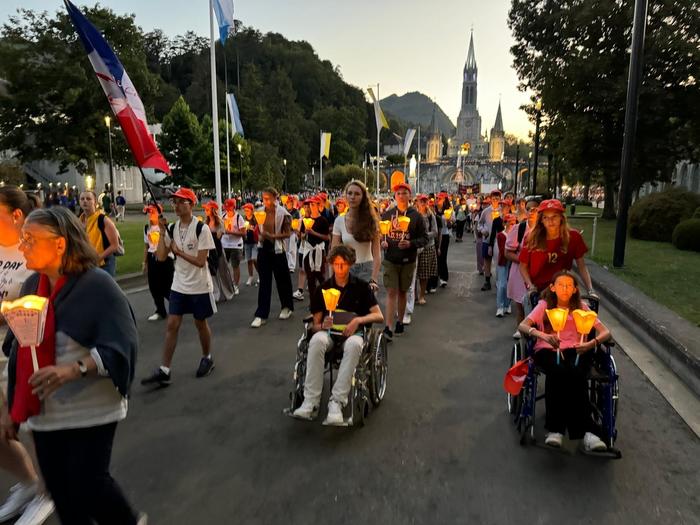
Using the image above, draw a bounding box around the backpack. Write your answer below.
[97,213,125,256]
[167,221,218,276]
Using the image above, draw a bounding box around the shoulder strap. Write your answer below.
[517,221,527,244]
[196,221,204,237]
[97,213,105,232]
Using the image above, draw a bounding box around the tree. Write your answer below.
[159,97,209,185]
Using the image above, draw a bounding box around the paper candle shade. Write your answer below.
[254,211,266,226]
[492,211,500,220]
[322,288,341,313]
[572,309,597,336]
[291,219,300,231]
[2,296,50,372]
[545,308,569,333]
[243,220,250,230]
[224,217,233,232]
[444,208,454,220]
[148,231,160,246]
[397,216,411,232]
[280,195,289,205]
[303,218,315,230]
[379,220,392,236]
[300,208,306,218]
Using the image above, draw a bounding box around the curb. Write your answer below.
[586,259,700,397]
[115,272,147,291]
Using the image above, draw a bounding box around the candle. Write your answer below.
[444,208,454,220]
[303,218,315,230]
[573,309,598,365]
[291,218,300,231]
[254,211,266,226]
[545,308,569,364]
[397,216,411,232]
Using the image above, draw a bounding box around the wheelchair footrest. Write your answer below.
[321,417,353,427]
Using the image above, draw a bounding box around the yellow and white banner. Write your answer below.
[367,87,389,130]
[320,131,332,159]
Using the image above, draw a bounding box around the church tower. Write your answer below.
[451,31,483,157]
[489,101,505,161]
[426,103,442,163]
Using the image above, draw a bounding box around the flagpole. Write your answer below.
[209,0,223,209]
[224,49,231,198]
[417,125,421,194]
[376,83,380,196]
[319,130,323,190]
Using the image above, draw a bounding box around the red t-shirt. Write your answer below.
[519,229,587,290]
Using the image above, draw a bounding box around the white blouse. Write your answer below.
[332,215,373,264]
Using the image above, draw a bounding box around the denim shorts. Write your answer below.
[244,244,258,261]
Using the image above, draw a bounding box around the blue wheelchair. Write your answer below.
[507,294,622,458]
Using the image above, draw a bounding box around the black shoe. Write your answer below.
[481,282,491,291]
[394,321,405,336]
[382,326,394,342]
[141,367,171,386]
[196,356,215,378]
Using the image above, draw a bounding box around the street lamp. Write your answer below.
[527,151,533,195]
[237,142,243,196]
[104,115,115,206]
[532,98,542,195]
[283,158,287,192]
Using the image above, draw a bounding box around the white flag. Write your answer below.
[320,132,331,159]
[403,128,416,156]
[367,87,389,130]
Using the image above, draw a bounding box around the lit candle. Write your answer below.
[545,307,569,364]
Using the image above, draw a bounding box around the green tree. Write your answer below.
[160,97,208,185]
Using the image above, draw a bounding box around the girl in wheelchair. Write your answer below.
[518,270,611,451]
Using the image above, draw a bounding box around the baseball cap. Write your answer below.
[202,200,219,210]
[393,182,412,193]
[223,198,237,210]
[416,194,429,201]
[241,203,254,211]
[171,188,197,204]
[537,199,566,213]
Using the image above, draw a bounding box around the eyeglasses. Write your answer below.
[20,234,59,248]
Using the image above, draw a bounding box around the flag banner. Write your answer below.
[367,87,389,130]
[227,93,244,137]
[212,0,235,44]
[64,0,170,174]
[320,132,331,159]
[403,128,416,156]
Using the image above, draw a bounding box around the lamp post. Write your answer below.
[514,143,520,196]
[532,98,542,195]
[527,151,532,195]
[104,115,115,206]
[283,158,287,193]
[237,143,243,197]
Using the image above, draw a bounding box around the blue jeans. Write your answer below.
[101,255,116,277]
[496,264,510,309]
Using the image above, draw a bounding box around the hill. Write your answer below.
[381,92,455,137]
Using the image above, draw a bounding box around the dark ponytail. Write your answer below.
[0,185,39,217]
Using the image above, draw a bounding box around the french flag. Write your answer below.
[64,0,171,175]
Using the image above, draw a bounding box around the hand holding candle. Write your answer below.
[573,309,598,366]
[321,288,341,332]
[379,220,391,241]
[254,210,266,227]
[545,308,568,364]
[291,218,300,231]
[302,218,315,230]
[1,295,50,372]
[444,208,454,221]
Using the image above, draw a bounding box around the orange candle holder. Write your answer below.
[254,211,266,226]
[303,218,315,230]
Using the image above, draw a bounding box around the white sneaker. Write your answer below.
[233,285,240,296]
[292,400,318,420]
[15,493,54,525]
[512,331,521,340]
[279,308,293,320]
[583,432,607,452]
[545,432,563,448]
[402,313,412,325]
[147,313,162,322]
[137,513,148,525]
[256,278,260,286]
[324,400,344,425]
[250,317,266,328]
[496,308,504,318]
[439,279,448,288]
[0,483,37,521]
[292,290,304,301]
[506,305,512,314]
[246,277,254,286]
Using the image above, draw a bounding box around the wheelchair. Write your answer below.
[507,294,622,458]
[283,315,389,426]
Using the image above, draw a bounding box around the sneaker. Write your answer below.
[140,367,171,386]
[246,276,254,286]
[583,432,607,452]
[251,317,266,328]
[255,279,260,286]
[382,326,393,342]
[439,279,448,288]
[513,331,521,340]
[545,432,563,448]
[402,313,412,325]
[394,321,405,336]
[137,514,148,525]
[0,483,37,521]
[233,285,240,296]
[324,400,344,425]
[505,305,512,315]
[481,282,491,291]
[195,356,215,378]
[279,308,293,320]
[147,313,163,322]
[292,400,318,420]
[293,290,304,301]
[15,493,54,525]
[496,308,504,318]
[427,288,437,294]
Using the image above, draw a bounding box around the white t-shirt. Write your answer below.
[221,213,245,250]
[164,219,215,295]
[332,215,373,264]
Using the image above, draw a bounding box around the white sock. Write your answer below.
[160,366,170,374]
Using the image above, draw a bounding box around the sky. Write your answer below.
[1,0,534,139]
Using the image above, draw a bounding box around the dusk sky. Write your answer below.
[2,0,534,139]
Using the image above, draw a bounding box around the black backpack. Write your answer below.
[167,221,219,276]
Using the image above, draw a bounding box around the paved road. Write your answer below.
[2,238,699,524]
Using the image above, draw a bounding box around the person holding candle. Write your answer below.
[477,190,502,291]
[9,206,142,524]
[301,196,330,299]
[380,183,428,339]
[436,193,454,288]
[494,214,517,318]
[415,194,438,305]
[241,203,259,286]
[292,245,384,424]
[330,181,380,288]
[221,198,245,296]
[518,270,611,451]
[203,201,235,303]
[293,200,311,301]
[143,203,174,321]
[284,196,299,273]
[251,188,294,328]
[78,191,120,277]
[454,198,468,242]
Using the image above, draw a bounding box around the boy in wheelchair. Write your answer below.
[518,270,611,451]
[293,245,384,425]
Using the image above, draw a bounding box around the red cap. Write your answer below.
[393,182,412,193]
[437,191,448,199]
[171,188,197,204]
[504,359,530,396]
[318,192,328,199]
[537,199,566,213]
[504,214,517,224]
[416,194,429,201]
[223,198,237,210]
[202,200,219,210]
[241,203,254,211]
[143,203,163,215]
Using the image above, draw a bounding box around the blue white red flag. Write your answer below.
[213,0,235,44]
[64,0,171,174]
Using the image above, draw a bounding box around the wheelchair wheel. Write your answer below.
[588,352,620,450]
[507,341,523,418]
[368,330,388,407]
[289,339,308,411]
[351,372,370,427]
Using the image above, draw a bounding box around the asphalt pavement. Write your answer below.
[2,236,699,524]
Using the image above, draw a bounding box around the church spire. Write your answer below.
[493,101,503,132]
[429,103,439,135]
[465,30,477,71]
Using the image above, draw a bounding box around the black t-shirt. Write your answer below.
[309,275,378,319]
[304,215,329,247]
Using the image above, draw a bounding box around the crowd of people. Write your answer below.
[0,177,614,524]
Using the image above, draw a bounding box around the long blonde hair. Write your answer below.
[526,212,571,253]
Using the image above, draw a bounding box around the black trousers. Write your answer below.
[147,253,174,317]
[437,234,450,282]
[33,422,137,525]
[455,220,467,239]
[255,248,294,319]
[534,348,593,439]
[304,253,326,299]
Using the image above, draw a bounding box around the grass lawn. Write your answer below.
[114,221,148,276]
[567,205,700,327]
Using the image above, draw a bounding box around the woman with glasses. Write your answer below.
[7,207,142,524]
[78,191,120,277]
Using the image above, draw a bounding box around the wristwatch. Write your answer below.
[76,360,88,378]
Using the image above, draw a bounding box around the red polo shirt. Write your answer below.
[519,229,587,290]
